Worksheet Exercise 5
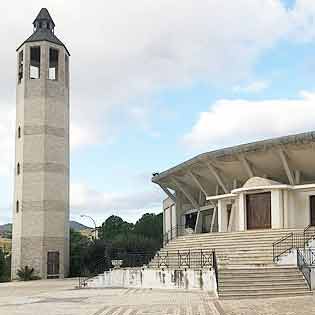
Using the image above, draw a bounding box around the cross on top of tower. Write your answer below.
[17,8,70,55]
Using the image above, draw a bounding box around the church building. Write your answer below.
[153,132,315,239]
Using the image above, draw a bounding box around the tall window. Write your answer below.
[18,51,24,84]
[16,200,19,213]
[17,163,20,175]
[49,48,59,80]
[18,126,21,138]
[30,47,40,79]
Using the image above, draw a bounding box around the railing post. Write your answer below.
[200,249,203,269]
[291,233,293,251]
[272,243,275,262]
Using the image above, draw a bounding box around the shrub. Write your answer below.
[17,266,40,281]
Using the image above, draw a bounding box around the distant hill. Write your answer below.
[70,221,91,231]
[0,223,12,233]
[0,221,90,233]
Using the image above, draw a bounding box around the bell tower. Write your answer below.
[12,8,70,279]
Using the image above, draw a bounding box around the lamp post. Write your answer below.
[80,214,97,240]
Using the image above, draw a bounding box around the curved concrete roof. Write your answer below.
[152,130,315,185]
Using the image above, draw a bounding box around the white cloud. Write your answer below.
[0,1,315,145]
[2,0,315,224]
[182,90,315,151]
[233,80,270,94]
[288,0,315,41]
[70,182,164,224]
[0,0,294,145]
[70,122,101,151]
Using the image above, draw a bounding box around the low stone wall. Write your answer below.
[88,268,217,293]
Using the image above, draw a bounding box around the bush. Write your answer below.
[0,248,10,282]
[17,266,40,281]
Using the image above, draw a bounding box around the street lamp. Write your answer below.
[80,214,97,240]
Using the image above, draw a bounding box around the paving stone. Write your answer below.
[0,279,314,315]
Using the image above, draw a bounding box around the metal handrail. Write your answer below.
[304,225,315,244]
[273,225,315,262]
[273,232,293,262]
[212,250,219,293]
[79,256,108,288]
[297,248,312,290]
[163,225,191,246]
[78,250,156,288]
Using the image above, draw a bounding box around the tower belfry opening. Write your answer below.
[12,8,70,280]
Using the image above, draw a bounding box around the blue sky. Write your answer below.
[1,0,315,226]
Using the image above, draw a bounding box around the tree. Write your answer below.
[69,229,91,277]
[73,212,163,275]
[0,248,5,281]
[133,213,163,245]
[99,215,134,241]
[0,248,11,282]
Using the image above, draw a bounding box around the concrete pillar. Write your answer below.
[218,200,227,232]
[271,190,284,229]
[238,193,246,231]
[283,190,289,228]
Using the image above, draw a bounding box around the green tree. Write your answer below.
[0,248,11,282]
[99,215,134,241]
[69,229,91,277]
[0,248,5,281]
[134,213,163,244]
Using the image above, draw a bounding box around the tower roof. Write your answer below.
[17,8,70,55]
[33,8,55,28]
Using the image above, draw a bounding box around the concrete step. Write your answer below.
[219,281,307,288]
[219,286,310,294]
[219,290,312,300]
[219,267,299,274]
[219,278,304,285]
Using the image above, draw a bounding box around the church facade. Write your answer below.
[152,132,315,239]
[11,9,70,279]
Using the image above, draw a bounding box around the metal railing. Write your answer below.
[78,250,156,288]
[156,249,215,270]
[212,250,219,293]
[301,247,315,266]
[273,225,315,262]
[163,224,219,246]
[157,252,169,269]
[78,256,108,288]
[163,225,192,246]
[297,248,312,290]
[304,225,315,244]
[111,251,155,268]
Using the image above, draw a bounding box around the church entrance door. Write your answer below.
[246,192,271,230]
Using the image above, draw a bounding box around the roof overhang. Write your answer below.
[152,131,315,198]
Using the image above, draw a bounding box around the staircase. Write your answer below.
[219,266,311,299]
[149,229,313,299]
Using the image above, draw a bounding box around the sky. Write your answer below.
[0,0,315,227]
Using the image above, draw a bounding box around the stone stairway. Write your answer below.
[149,228,312,299]
[219,266,312,299]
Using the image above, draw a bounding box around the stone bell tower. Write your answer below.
[11,8,70,279]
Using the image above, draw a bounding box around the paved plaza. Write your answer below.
[0,279,314,315]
